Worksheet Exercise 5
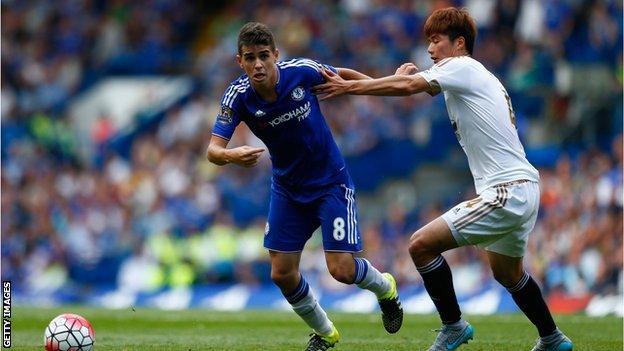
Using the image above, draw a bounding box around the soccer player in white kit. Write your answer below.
[313,7,573,351]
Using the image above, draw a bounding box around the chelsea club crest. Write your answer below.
[291,86,305,101]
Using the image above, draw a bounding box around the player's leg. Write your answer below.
[487,252,573,351]
[419,182,527,342]
[324,252,392,299]
[319,181,403,333]
[483,181,572,350]
[408,217,473,351]
[269,251,336,337]
[324,251,403,333]
[264,191,338,350]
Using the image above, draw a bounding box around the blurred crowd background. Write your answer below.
[2,0,622,305]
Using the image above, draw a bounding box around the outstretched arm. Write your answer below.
[314,67,432,100]
[207,135,265,168]
[336,67,372,81]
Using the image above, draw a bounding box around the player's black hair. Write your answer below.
[424,7,477,55]
[237,22,276,55]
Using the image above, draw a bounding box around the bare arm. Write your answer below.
[206,134,264,168]
[336,67,372,80]
[313,68,432,99]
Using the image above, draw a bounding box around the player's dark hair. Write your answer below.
[237,22,276,55]
[424,7,477,55]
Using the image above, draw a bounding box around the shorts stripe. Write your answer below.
[452,199,489,228]
[343,185,354,244]
[351,188,357,244]
[499,185,508,207]
[348,186,353,244]
[454,188,503,229]
[455,203,498,230]
[454,187,507,230]
[454,187,505,229]
[348,188,357,244]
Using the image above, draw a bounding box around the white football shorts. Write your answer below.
[441,180,540,257]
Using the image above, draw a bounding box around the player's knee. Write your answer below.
[492,269,522,288]
[270,269,298,288]
[328,264,355,284]
[409,232,442,267]
[408,233,427,259]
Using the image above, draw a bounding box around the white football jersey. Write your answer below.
[418,56,539,194]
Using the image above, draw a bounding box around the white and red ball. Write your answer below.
[44,313,95,351]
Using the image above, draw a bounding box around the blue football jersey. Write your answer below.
[212,58,346,197]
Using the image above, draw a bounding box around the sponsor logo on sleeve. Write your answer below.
[217,106,233,125]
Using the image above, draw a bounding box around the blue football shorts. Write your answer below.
[263,181,363,253]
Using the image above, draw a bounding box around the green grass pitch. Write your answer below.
[10,306,622,350]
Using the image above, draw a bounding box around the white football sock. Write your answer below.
[285,275,333,336]
[354,257,391,298]
[291,292,334,336]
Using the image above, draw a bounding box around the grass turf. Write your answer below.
[9,306,622,350]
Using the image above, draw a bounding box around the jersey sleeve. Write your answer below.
[211,83,244,141]
[417,57,472,96]
[290,58,338,86]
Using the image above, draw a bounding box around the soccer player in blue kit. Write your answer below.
[207,22,403,350]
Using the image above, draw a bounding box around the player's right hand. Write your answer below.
[395,63,418,75]
[227,146,265,167]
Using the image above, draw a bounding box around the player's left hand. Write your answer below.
[312,69,351,101]
[395,62,418,75]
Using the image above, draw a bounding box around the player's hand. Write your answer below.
[226,146,265,168]
[312,69,351,101]
[395,63,418,75]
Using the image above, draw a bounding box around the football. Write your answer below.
[44,313,95,351]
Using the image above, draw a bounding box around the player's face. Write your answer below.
[427,34,464,64]
[237,45,279,88]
